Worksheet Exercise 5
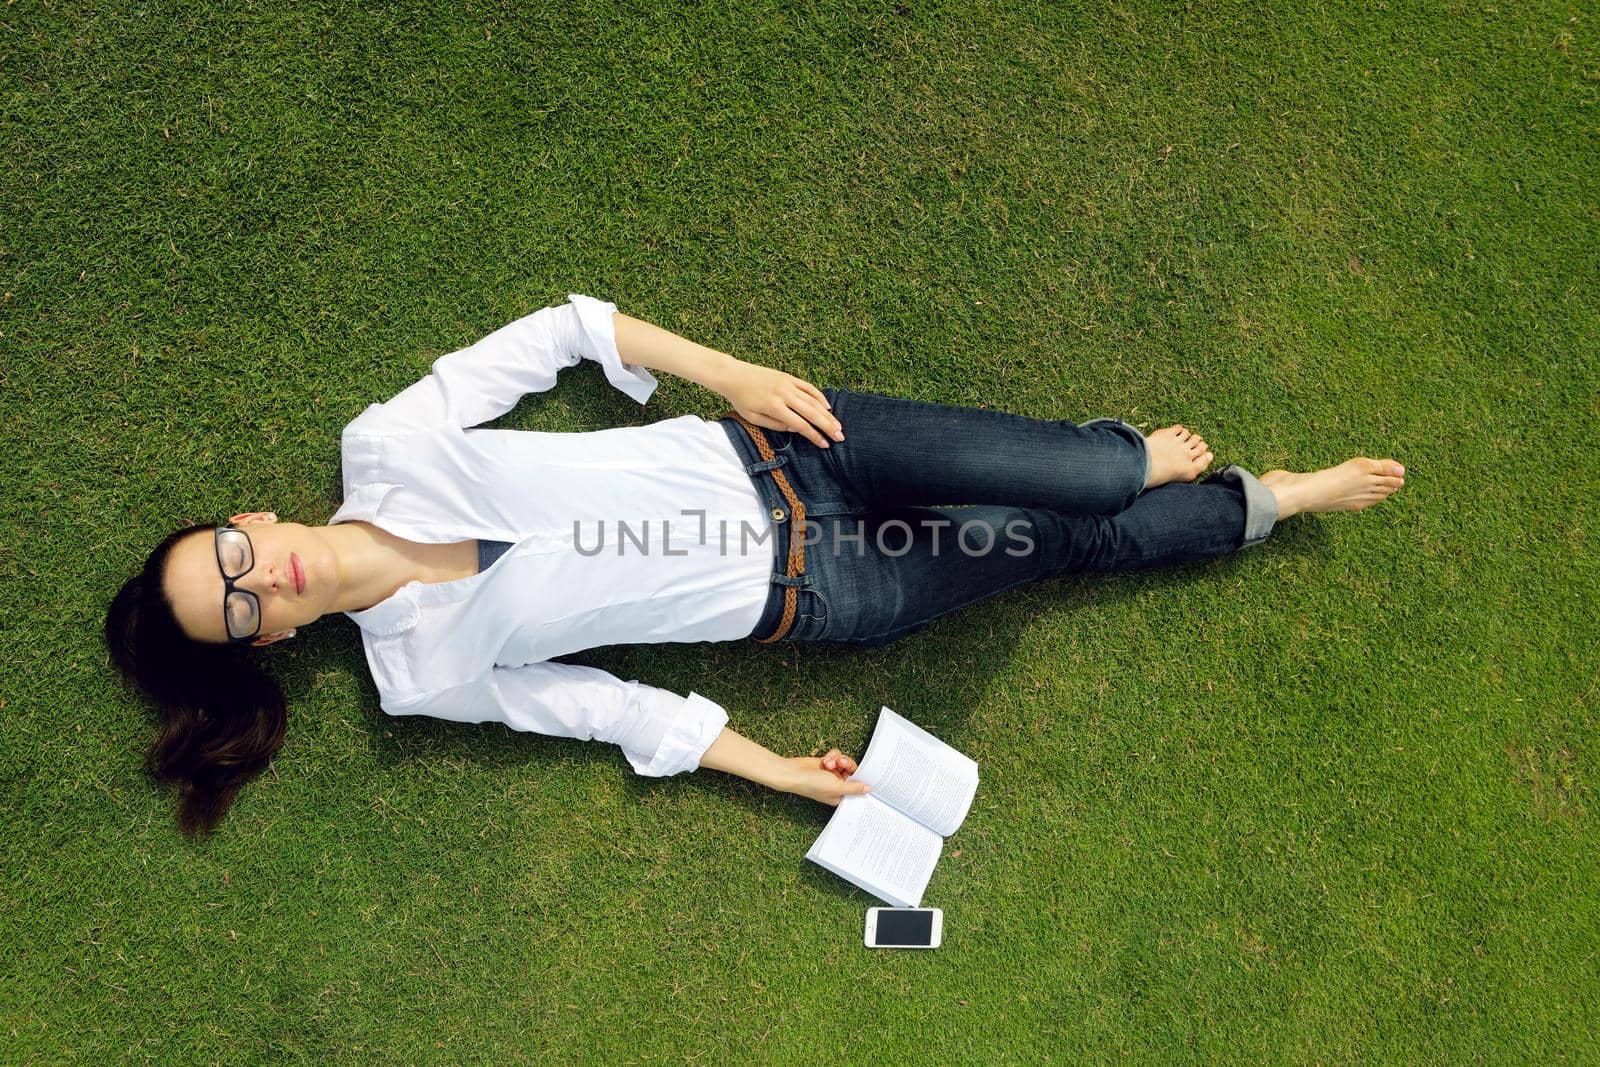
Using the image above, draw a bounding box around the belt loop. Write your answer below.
[726,410,807,643]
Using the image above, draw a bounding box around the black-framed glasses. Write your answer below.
[215,525,262,643]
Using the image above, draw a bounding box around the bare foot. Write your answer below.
[1144,425,1215,489]
[1259,458,1406,519]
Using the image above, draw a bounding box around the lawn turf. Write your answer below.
[3,1,1597,1061]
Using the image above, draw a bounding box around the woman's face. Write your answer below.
[162,512,340,646]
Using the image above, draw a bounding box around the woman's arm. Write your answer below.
[345,296,654,436]
[611,312,846,450]
[698,726,870,806]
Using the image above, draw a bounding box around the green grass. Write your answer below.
[4,0,1598,1060]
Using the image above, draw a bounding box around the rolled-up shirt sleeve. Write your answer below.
[563,293,658,405]
[381,660,727,777]
[344,293,658,435]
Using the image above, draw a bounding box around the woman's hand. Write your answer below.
[785,748,871,806]
[721,361,845,450]
[697,728,866,806]
[609,313,845,448]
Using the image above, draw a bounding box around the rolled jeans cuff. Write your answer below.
[1210,464,1279,548]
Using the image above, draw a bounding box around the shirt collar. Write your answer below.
[344,588,419,637]
[327,481,419,636]
[328,481,398,528]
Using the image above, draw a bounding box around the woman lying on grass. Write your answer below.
[105,294,1405,837]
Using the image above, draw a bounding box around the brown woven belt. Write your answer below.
[725,411,806,643]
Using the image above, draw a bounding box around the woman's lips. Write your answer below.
[291,553,306,595]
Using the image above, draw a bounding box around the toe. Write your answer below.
[1358,457,1405,478]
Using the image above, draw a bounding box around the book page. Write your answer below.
[850,706,979,837]
[804,794,944,909]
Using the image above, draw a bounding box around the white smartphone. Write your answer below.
[864,907,943,949]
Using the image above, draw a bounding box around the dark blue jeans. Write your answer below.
[719,388,1278,648]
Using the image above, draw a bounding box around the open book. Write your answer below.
[804,706,979,908]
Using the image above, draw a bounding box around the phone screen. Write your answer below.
[874,909,934,946]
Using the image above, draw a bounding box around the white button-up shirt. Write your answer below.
[328,294,774,776]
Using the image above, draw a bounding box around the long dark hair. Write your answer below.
[104,524,288,839]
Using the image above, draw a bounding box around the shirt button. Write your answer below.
[771,506,786,522]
